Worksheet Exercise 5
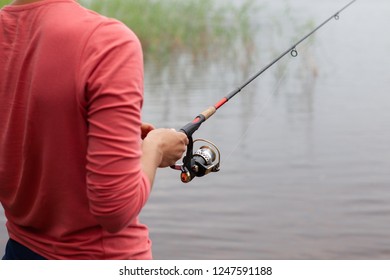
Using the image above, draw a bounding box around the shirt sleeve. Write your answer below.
[78,20,150,233]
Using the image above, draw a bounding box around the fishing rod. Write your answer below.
[171,0,357,183]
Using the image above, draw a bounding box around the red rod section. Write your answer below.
[214,97,228,110]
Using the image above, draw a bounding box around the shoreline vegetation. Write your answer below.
[78,0,257,62]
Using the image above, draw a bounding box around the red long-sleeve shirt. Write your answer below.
[0,0,152,259]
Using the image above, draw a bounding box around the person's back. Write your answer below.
[0,0,183,259]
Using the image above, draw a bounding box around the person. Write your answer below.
[0,0,188,259]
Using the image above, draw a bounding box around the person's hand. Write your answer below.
[144,128,189,167]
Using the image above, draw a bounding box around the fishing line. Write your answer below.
[171,0,357,183]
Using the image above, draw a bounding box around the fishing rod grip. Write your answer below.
[180,106,217,137]
[200,106,217,119]
[180,115,205,137]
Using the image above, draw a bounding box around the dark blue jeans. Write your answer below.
[2,239,46,260]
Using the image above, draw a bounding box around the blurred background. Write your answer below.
[1,0,389,259]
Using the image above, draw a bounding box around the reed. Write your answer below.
[78,0,256,62]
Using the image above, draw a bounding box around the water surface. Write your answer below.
[1,0,389,259]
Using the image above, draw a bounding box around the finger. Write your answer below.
[141,123,155,139]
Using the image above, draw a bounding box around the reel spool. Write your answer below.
[172,138,221,183]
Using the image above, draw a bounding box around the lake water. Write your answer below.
[1,0,390,259]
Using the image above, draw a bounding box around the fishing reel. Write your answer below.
[171,137,221,183]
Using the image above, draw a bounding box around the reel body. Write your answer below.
[172,138,220,183]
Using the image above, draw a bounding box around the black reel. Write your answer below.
[171,137,220,183]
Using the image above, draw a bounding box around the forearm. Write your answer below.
[140,138,162,187]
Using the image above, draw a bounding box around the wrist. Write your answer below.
[141,136,163,168]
